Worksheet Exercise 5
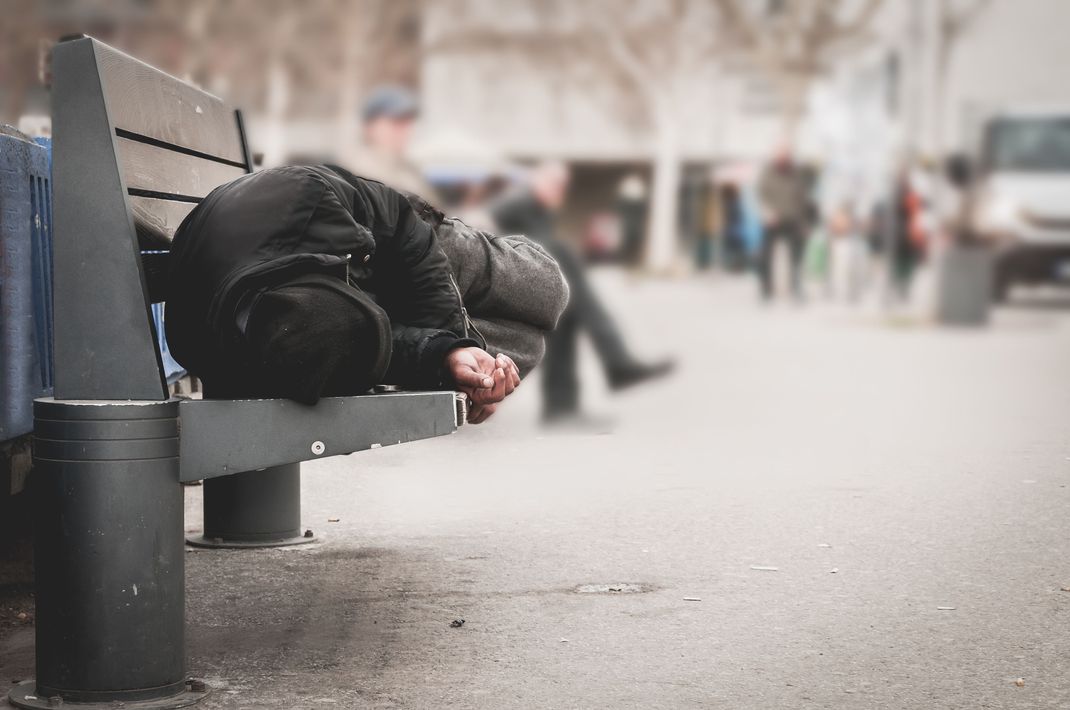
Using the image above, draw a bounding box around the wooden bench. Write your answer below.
[7,36,462,710]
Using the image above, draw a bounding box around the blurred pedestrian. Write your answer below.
[694,175,720,270]
[757,148,812,300]
[492,162,674,423]
[826,204,867,302]
[352,84,441,201]
[719,182,746,271]
[891,168,929,300]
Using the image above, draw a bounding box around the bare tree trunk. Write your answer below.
[334,6,364,166]
[646,109,681,272]
[261,48,291,168]
[781,76,810,148]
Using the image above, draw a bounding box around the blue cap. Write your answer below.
[361,85,419,122]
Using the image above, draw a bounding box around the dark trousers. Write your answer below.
[542,241,632,417]
[759,222,805,299]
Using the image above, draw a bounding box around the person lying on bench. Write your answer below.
[166,164,567,423]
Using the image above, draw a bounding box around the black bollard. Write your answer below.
[7,398,209,709]
[188,463,315,548]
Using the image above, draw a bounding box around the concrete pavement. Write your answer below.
[3,271,1070,708]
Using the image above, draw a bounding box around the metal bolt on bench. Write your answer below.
[8,37,461,710]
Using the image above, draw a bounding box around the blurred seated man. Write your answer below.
[352,84,439,200]
[166,164,565,423]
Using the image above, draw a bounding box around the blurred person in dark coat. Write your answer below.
[719,182,746,271]
[758,148,812,300]
[492,162,673,424]
[891,169,929,300]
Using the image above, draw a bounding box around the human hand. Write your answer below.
[445,347,521,422]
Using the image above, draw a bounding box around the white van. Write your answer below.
[968,108,1070,300]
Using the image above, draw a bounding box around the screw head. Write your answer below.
[311,440,326,455]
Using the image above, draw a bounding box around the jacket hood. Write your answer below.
[241,273,392,403]
[169,165,378,342]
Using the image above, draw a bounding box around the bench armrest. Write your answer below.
[178,391,462,482]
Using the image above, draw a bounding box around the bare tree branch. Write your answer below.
[941,0,991,43]
[831,0,884,42]
[711,0,885,139]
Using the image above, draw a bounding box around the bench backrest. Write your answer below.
[51,37,253,400]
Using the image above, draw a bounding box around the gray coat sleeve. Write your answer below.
[434,218,569,376]
[469,318,547,379]
[437,219,569,329]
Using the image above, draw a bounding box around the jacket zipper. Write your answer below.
[448,273,487,348]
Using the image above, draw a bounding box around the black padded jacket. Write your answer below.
[166,164,475,392]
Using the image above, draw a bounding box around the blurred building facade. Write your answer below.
[4,0,1070,263]
[418,0,1070,261]
[809,0,1070,218]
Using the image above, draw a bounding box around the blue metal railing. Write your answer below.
[1,128,53,441]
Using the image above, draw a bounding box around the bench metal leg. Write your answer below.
[187,463,315,548]
[8,398,209,709]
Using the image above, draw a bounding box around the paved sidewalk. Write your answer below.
[4,272,1070,708]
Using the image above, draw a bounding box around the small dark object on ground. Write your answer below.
[304,529,314,538]
[450,619,465,628]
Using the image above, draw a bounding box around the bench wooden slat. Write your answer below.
[95,42,248,165]
[131,197,197,243]
[117,136,245,202]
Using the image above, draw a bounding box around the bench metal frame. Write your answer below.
[8,37,460,710]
